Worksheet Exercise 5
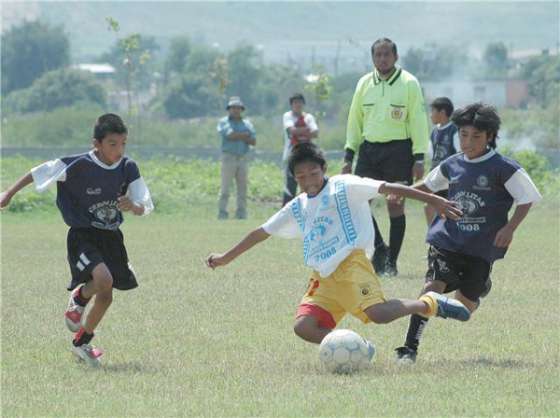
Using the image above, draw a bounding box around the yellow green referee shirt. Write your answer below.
[345,66,429,156]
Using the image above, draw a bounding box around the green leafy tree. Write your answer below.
[161,74,222,119]
[1,20,70,94]
[225,44,262,111]
[518,54,560,107]
[484,42,510,76]
[164,36,192,80]
[103,17,159,116]
[4,68,106,113]
[402,44,467,81]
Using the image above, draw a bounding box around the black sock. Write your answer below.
[389,215,406,263]
[73,328,94,347]
[405,314,429,351]
[73,287,90,307]
[372,216,385,249]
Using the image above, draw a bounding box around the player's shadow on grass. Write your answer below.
[101,361,159,374]
[457,356,535,369]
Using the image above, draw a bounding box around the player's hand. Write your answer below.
[385,193,403,204]
[341,162,352,175]
[206,253,229,270]
[0,191,12,209]
[494,225,514,248]
[412,162,425,181]
[117,196,143,214]
[432,196,462,220]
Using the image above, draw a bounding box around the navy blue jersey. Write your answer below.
[426,151,540,262]
[430,123,458,168]
[31,151,149,230]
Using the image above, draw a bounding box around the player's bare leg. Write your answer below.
[293,315,332,344]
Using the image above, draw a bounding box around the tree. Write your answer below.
[103,17,160,116]
[518,54,560,107]
[161,74,222,119]
[483,42,510,75]
[4,69,106,113]
[1,20,70,94]
[401,44,467,81]
[164,36,191,80]
[225,44,262,111]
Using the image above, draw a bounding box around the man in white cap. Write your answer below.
[216,96,256,219]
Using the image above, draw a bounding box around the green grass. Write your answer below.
[2,203,559,417]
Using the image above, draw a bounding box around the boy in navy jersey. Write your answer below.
[0,114,154,367]
[425,97,459,225]
[394,103,541,363]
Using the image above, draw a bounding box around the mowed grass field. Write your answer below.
[2,203,559,417]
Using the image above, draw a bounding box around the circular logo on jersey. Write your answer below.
[476,175,489,188]
[455,195,479,215]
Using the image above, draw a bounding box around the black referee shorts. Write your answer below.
[355,139,414,184]
[66,227,138,291]
[425,246,492,302]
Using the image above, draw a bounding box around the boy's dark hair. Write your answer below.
[431,97,454,117]
[288,142,327,175]
[289,93,306,105]
[451,103,501,149]
[371,38,398,56]
[93,113,127,141]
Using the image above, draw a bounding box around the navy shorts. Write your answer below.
[66,227,138,291]
[426,246,492,302]
[355,139,414,185]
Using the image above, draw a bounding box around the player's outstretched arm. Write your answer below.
[0,172,33,209]
[206,227,270,270]
[117,196,145,215]
[379,182,463,220]
[494,203,532,248]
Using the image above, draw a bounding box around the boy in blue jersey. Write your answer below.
[395,103,541,363]
[425,97,459,225]
[207,143,471,348]
[0,114,154,367]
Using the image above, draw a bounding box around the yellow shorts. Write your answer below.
[297,250,386,327]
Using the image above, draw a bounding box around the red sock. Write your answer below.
[73,327,94,347]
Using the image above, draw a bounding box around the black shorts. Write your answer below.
[355,139,414,184]
[426,246,492,302]
[67,227,138,291]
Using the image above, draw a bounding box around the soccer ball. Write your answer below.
[319,329,374,374]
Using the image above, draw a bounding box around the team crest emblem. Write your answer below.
[476,175,489,188]
[391,108,403,120]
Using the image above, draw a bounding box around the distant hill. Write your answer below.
[3,1,559,70]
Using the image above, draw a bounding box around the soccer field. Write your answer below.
[1,204,559,417]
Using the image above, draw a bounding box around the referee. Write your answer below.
[342,38,429,277]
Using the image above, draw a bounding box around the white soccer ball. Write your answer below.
[319,329,374,374]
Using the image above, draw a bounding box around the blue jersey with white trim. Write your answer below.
[33,152,141,230]
[427,152,520,262]
[430,123,458,168]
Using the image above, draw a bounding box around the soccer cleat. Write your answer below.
[72,344,104,368]
[64,286,87,332]
[372,244,388,275]
[382,260,398,277]
[395,346,417,364]
[425,291,471,321]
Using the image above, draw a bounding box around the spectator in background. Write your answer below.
[217,96,256,220]
[425,97,459,226]
[281,93,319,206]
